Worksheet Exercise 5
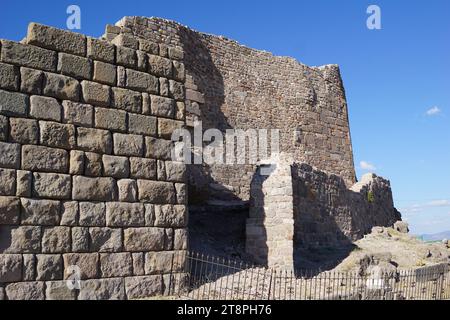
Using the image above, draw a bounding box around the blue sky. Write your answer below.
[1,0,449,235]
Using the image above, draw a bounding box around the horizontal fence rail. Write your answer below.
[166,252,450,300]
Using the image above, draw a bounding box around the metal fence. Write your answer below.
[166,252,450,300]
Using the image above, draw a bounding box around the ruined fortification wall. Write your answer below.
[105,17,356,204]
[0,23,187,300]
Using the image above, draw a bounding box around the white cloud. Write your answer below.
[426,106,441,116]
[360,161,376,171]
[400,199,450,215]
[427,200,450,207]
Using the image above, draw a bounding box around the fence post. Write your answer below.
[437,267,445,300]
[267,270,274,300]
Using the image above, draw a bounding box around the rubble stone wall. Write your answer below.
[0,22,187,300]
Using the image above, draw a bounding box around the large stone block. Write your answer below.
[0,169,16,196]
[106,202,145,227]
[132,252,145,276]
[124,275,163,299]
[144,251,174,275]
[154,205,187,228]
[43,72,80,101]
[0,254,22,283]
[102,155,129,178]
[81,81,110,107]
[175,183,187,204]
[45,281,77,300]
[36,254,63,280]
[158,118,184,140]
[137,180,176,204]
[78,202,106,227]
[117,179,137,202]
[62,100,94,127]
[113,133,143,157]
[165,161,186,182]
[30,95,62,121]
[9,118,39,144]
[128,113,157,136]
[78,278,125,300]
[0,89,28,116]
[0,142,20,169]
[95,107,127,132]
[0,196,20,224]
[116,46,136,68]
[63,253,98,279]
[168,47,184,61]
[125,68,158,94]
[39,121,76,149]
[5,281,45,300]
[0,115,7,141]
[169,80,185,101]
[93,61,116,85]
[148,54,172,78]
[69,150,85,175]
[32,172,71,200]
[89,227,122,252]
[174,229,188,250]
[73,176,116,201]
[172,61,185,82]
[20,198,60,226]
[0,226,41,253]
[27,23,86,56]
[16,170,31,197]
[100,253,133,278]
[58,53,92,79]
[0,62,19,90]
[42,227,71,254]
[77,127,112,154]
[139,39,159,55]
[112,87,142,113]
[71,227,89,252]
[123,227,165,251]
[150,95,175,118]
[20,67,43,94]
[60,201,79,226]
[159,77,169,97]
[22,253,35,281]
[22,145,68,173]
[1,40,57,72]
[84,152,102,177]
[130,157,156,180]
[87,37,115,63]
[112,34,139,50]
[145,137,173,160]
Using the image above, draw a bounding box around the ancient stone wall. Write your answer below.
[0,23,187,300]
[104,16,356,205]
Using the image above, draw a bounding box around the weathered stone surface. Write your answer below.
[130,157,156,180]
[93,61,116,85]
[139,39,159,55]
[62,100,94,127]
[29,96,61,121]
[154,205,187,228]
[5,281,45,300]
[84,152,102,177]
[0,142,20,170]
[123,227,165,251]
[0,62,19,90]
[22,254,35,281]
[21,199,60,226]
[112,87,142,113]
[157,161,166,181]
[0,226,41,255]
[89,227,122,252]
[159,44,168,58]
[102,155,129,178]
[117,66,126,87]
[0,196,20,224]
[45,281,77,300]
[87,37,115,63]
[9,118,39,144]
[159,77,169,97]
[69,150,85,175]
[169,80,185,101]
[132,252,145,276]
[137,180,176,204]
[27,23,86,56]
[175,183,187,204]
[144,204,155,226]
[77,127,112,154]
[58,53,92,79]
[0,169,16,196]
[39,121,76,149]
[22,145,68,173]
[42,227,71,254]
[116,46,136,68]
[0,115,7,141]
[125,68,158,94]
[43,73,80,101]
[124,275,163,299]
[79,202,106,227]
[113,133,143,157]
[71,227,89,252]
[63,253,98,279]
[20,67,43,94]
[0,89,28,116]
[100,253,133,277]
[137,50,148,71]
[150,95,175,118]
[144,251,174,275]
[394,221,409,234]
[33,172,71,199]
[127,113,156,137]
[81,81,110,107]
[73,176,116,201]
[112,34,139,49]
[1,40,57,72]
[148,54,172,78]
[165,161,186,182]
[106,202,144,227]
[36,254,63,280]
[175,101,185,121]
[145,137,173,160]
[168,47,184,61]
[158,118,183,140]
[60,201,78,226]
[78,278,125,300]
[172,61,185,82]
[0,254,22,282]
[117,179,137,202]
[174,229,188,250]
[95,107,126,132]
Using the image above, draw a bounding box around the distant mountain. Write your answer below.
[420,231,450,242]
